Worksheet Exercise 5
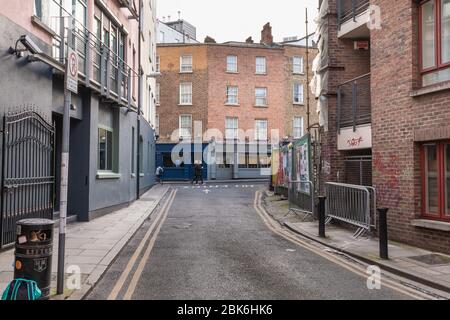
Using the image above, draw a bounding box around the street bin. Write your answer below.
[14,219,55,300]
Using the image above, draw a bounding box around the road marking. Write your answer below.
[107,189,176,300]
[203,189,211,194]
[252,190,437,300]
[123,189,178,300]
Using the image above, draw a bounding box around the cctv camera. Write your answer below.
[19,35,43,55]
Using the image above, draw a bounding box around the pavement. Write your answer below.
[262,191,450,295]
[87,183,413,300]
[0,184,170,300]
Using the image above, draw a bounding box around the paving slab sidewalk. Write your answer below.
[263,191,450,294]
[0,184,170,300]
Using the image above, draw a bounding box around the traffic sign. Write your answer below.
[66,48,78,94]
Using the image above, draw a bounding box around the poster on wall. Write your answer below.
[294,134,311,195]
[277,147,285,187]
[287,147,292,187]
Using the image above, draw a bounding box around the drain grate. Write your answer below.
[407,254,450,266]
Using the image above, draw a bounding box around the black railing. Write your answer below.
[337,73,371,132]
[337,0,370,28]
[40,1,137,109]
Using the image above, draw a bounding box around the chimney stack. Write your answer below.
[260,22,273,45]
[245,36,254,44]
[204,36,217,43]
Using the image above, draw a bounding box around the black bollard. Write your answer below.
[378,208,389,260]
[318,196,326,238]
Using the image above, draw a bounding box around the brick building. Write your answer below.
[317,0,450,253]
[156,24,318,180]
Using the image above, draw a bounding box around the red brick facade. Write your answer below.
[157,42,318,143]
[207,44,285,141]
[322,0,450,253]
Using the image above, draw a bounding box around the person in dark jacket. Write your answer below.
[192,161,204,185]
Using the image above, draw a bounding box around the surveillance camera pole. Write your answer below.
[56,4,74,295]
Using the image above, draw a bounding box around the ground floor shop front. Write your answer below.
[156,142,271,181]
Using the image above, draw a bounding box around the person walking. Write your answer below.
[192,161,204,185]
[155,166,164,185]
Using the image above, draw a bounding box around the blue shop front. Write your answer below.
[156,143,208,181]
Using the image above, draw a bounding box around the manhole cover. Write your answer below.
[407,254,450,265]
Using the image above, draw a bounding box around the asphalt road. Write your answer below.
[87,183,409,300]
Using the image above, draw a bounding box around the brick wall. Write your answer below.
[207,44,285,141]
[322,0,371,184]
[156,44,208,142]
[283,45,319,138]
[371,0,450,253]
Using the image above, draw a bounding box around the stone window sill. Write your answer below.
[254,105,268,108]
[225,103,240,107]
[293,103,305,106]
[31,16,57,37]
[411,219,450,232]
[410,81,450,97]
[226,71,239,74]
[139,173,145,177]
[178,104,193,106]
[97,172,121,180]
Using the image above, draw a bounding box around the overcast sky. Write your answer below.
[156,0,319,43]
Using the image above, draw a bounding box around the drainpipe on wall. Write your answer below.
[136,0,142,200]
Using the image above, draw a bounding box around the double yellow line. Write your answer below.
[108,189,178,300]
[253,190,437,300]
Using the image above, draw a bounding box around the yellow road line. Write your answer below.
[123,189,178,300]
[253,190,433,300]
[107,189,176,300]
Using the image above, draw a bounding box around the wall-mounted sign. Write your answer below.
[354,40,369,50]
[338,124,372,150]
[66,48,78,94]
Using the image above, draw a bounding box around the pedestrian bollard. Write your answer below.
[378,208,389,260]
[14,219,55,300]
[318,196,326,238]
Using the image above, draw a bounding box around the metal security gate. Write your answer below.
[0,110,55,248]
[345,155,372,186]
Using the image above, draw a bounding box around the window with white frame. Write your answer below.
[156,55,160,73]
[227,55,238,72]
[179,115,192,139]
[180,55,193,73]
[293,117,304,138]
[225,117,239,140]
[293,83,304,104]
[255,56,267,74]
[255,119,268,141]
[293,56,304,74]
[226,86,239,105]
[179,82,192,105]
[255,87,268,106]
[156,83,160,105]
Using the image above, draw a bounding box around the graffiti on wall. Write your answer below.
[373,152,402,208]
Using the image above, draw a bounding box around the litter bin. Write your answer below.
[14,219,55,300]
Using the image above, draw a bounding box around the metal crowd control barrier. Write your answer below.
[325,182,376,238]
[287,180,315,220]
